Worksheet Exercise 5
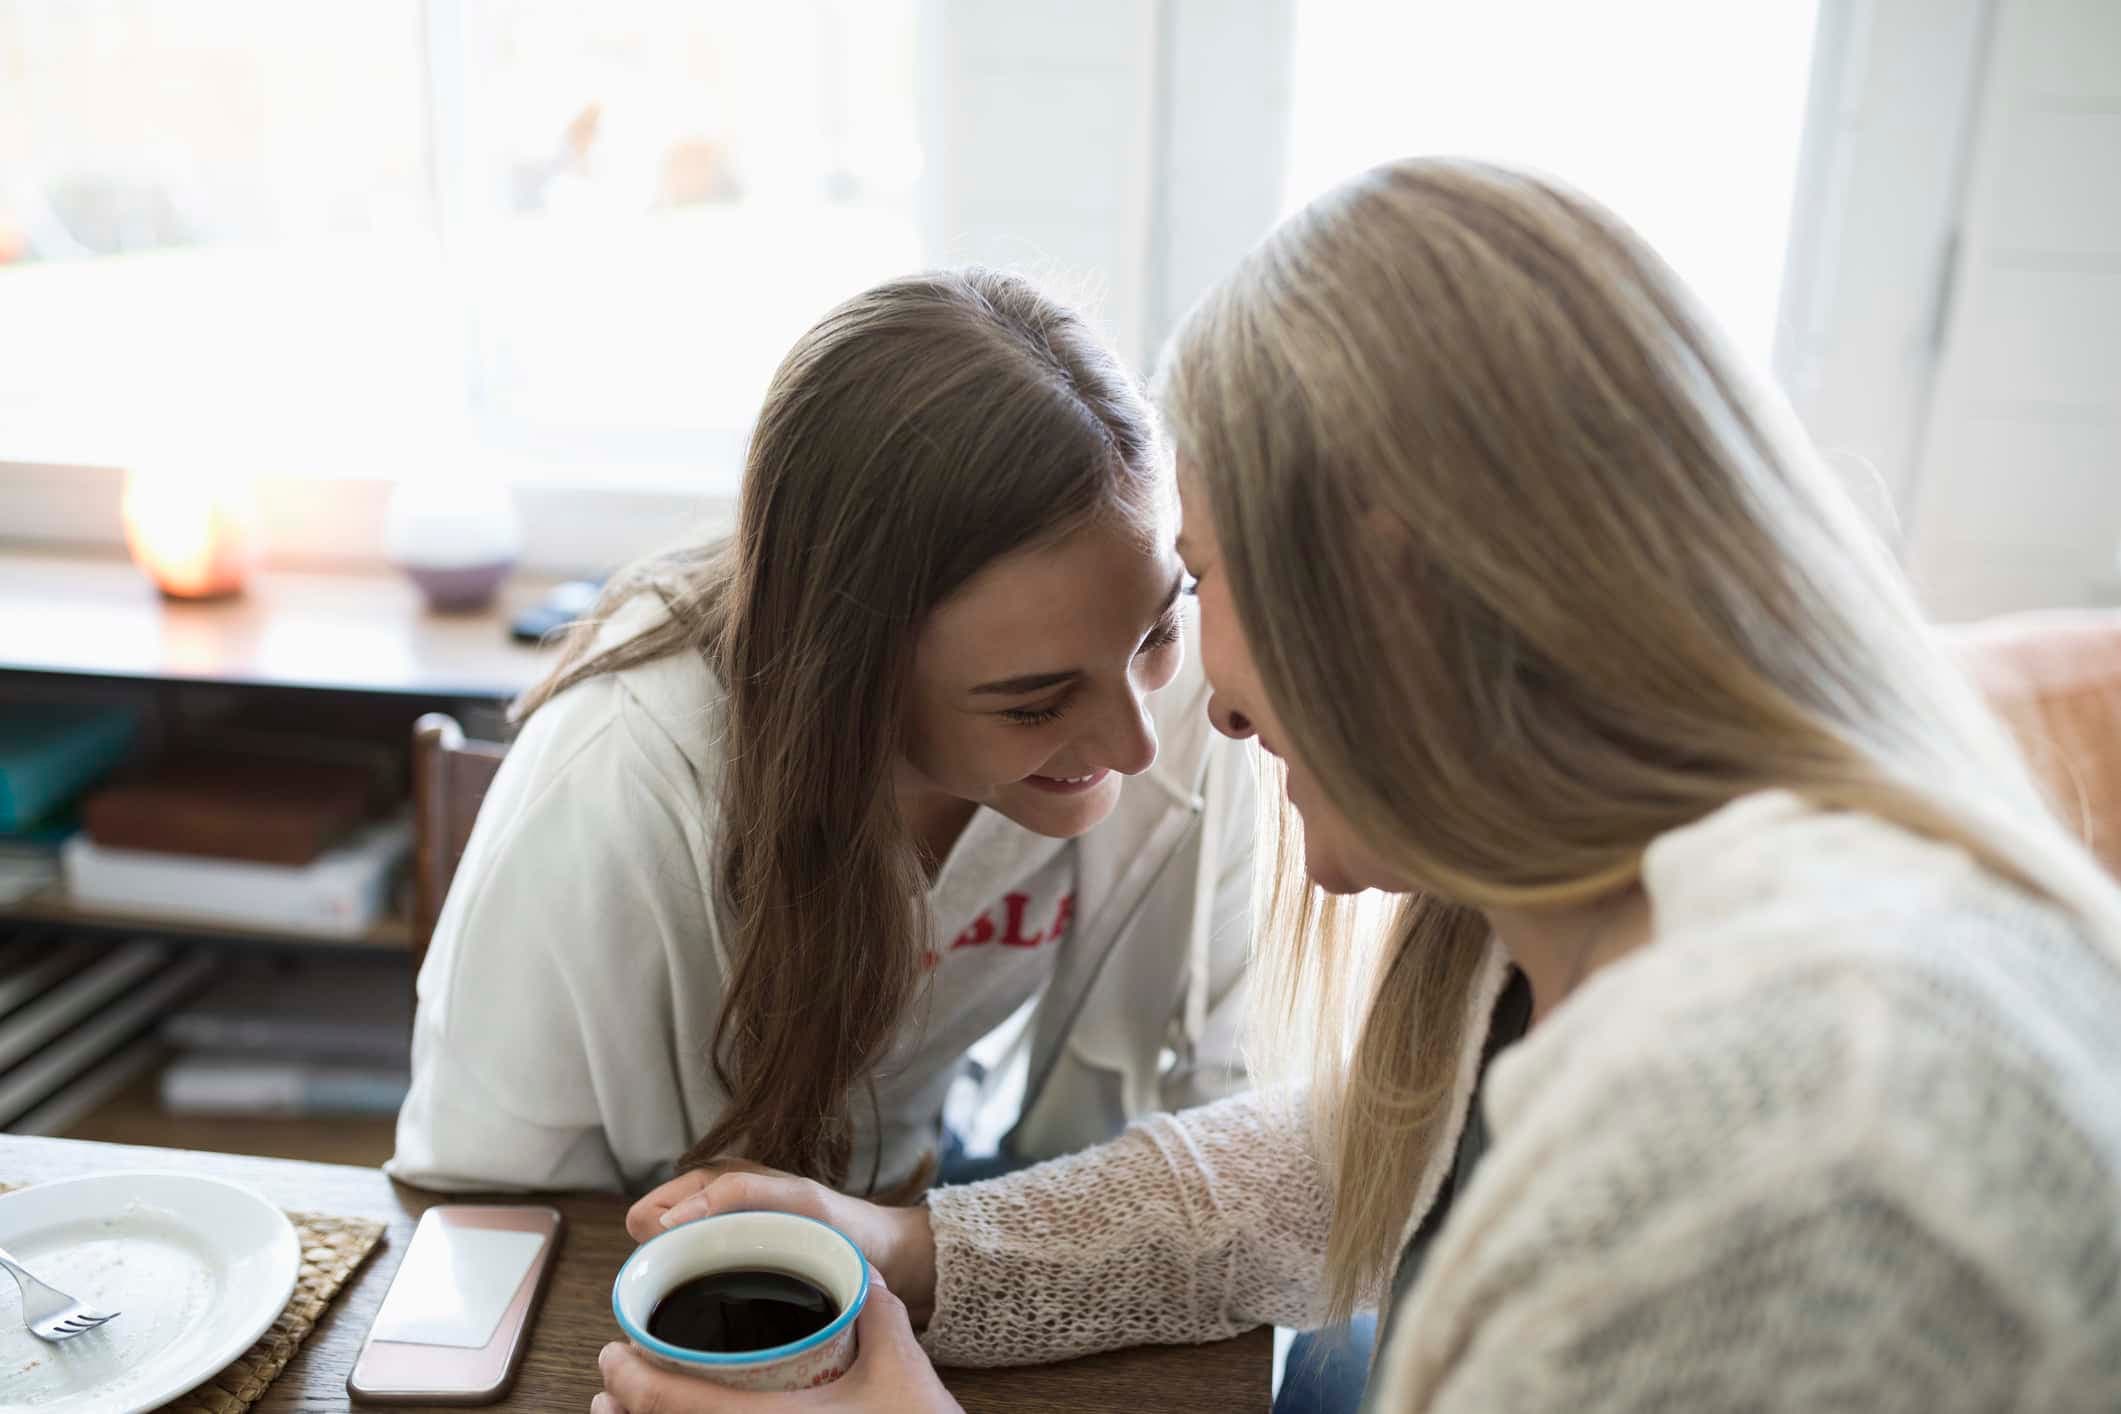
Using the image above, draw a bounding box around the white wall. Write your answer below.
[920,0,1164,363]
[920,0,1291,369]
[1902,0,2121,619]
[1145,0,1296,361]
[1774,0,1993,514]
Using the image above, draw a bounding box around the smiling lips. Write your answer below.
[1024,769,1110,794]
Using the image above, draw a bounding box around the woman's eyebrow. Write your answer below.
[969,669,1082,696]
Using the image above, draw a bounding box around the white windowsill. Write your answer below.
[0,447,736,578]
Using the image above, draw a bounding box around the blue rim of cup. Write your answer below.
[611,1211,871,1367]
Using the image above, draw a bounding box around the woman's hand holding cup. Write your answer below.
[628,1161,939,1328]
[597,1267,962,1414]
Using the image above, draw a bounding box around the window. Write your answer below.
[437,2,922,454]
[1286,0,1821,366]
[0,3,445,464]
[4,1,1821,506]
[0,0,922,485]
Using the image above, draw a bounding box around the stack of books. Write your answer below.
[156,956,412,1118]
[63,748,408,938]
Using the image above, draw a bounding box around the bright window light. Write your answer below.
[1286,0,1820,365]
[0,0,922,481]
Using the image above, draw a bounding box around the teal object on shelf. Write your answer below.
[0,703,139,832]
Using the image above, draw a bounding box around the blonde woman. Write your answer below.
[604,161,2121,1412]
[391,270,1257,1202]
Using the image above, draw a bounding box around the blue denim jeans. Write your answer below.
[936,1127,1036,1187]
[1277,1315,1376,1414]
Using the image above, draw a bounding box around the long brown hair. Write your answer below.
[1159,158,2121,1317]
[520,270,1160,1188]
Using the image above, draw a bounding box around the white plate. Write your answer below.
[0,1172,300,1414]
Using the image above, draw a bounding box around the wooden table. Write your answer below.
[3,1137,1272,1412]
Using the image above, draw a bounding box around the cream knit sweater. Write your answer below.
[920,793,2121,1410]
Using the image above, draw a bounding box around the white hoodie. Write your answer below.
[389,597,1256,1195]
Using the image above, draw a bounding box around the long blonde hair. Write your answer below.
[520,269,1160,1190]
[1158,158,2121,1317]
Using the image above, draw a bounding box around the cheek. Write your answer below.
[941,727,1056,791]
[1196,587,1249,702]
[1285,761,1407,893]
[904,700,1018,790]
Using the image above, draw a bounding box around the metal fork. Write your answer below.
[0,1243,119,1341]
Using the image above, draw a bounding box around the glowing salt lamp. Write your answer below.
[119,466,257,600]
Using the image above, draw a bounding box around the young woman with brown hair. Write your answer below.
[603,160,2121,1412]
[390,269,1257,1202]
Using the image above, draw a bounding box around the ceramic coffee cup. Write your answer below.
[611,1211,869,1392]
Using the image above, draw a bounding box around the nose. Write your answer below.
[1208,691,1256,742]
[1088,686,1160,776]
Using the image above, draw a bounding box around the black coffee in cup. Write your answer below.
[646,1269,840,1353]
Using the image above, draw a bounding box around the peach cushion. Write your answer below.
[1952,609,2121,880]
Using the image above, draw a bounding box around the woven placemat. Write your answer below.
[0,1183,386,1414]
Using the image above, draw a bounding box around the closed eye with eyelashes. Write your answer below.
[998,604,1187,726]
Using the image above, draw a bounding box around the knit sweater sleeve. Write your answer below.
[918,1090,1335,1367]
[1371,920,2121,1412]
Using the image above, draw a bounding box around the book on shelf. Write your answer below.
[160,955,411,1063]
[84,751,378,867]
[62,816,409,939]
[0,841,59,906]
[0,702,138,833]
[158,1055,410,1117]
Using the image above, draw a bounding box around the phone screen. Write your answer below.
[371,1225,548,1348]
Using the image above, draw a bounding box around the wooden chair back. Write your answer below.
[410,713,507,978]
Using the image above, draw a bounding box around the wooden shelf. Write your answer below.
[2,886,413,952]
[0,548,436,1164]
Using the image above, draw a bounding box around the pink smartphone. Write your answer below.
[347,1204,565,1406]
